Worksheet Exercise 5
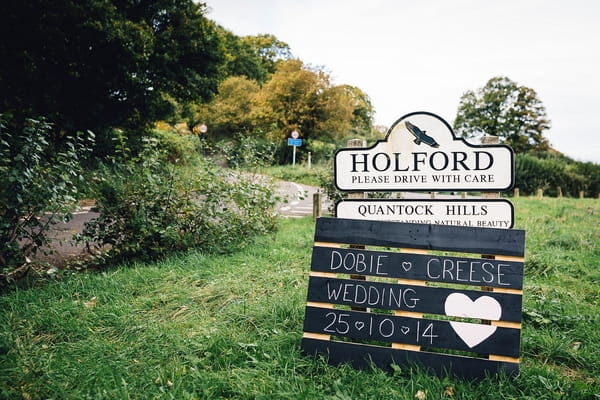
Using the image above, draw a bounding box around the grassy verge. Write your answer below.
[1,198,599,399]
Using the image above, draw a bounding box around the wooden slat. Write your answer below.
[301,338,519,381]
[392,343,421,351]
[307,276,523,322]
[310,246,524,289]
[488,354,520,363]
[302,307,521,358]
[306,301,334,309]
[493,255,525,262]
[314,241,342,248]
[492,320,521,329]
[309,271,337,278]
[492,287,523,295]
[400,247,429,255]
[302,332,330,341]
[315,218,525,257]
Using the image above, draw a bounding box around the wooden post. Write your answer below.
[346,139,367,311]
[580,190,585,199]
[481,136,501,199]
[461,192,467,199]
[557,186,562,198]
[537,189,543,198]
[514,188,519,198]
[313,192,322,219]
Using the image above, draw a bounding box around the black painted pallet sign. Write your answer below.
[301,217,526,380]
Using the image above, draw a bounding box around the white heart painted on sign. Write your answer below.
[444,293,502,348]
[402,262,412,272]
[355,321,365,331]
[401,326,410,335]
[449,322,497,348]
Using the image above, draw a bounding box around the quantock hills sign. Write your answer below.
[335,112,514,191]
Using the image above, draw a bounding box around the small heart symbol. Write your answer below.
[402,262,412,271]
[355,321,365,331]
[401,326,410,335]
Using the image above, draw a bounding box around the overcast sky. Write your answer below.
[207,0,600,163]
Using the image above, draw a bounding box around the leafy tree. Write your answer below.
[254,60,356,142]
[218,31,292,84]
[219,28,270,83]
[193,76,261,138]
[242,34,292,75]
[339,84,374,134]
[0,0,225,153]
[454,76,551,153]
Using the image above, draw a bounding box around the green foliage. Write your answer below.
[242,33,293,75]
[515,153,589,197]
[78,136,278,265]
[191,76,261,140]
[195,60,374,164]
[0,0,225,153]
[454,76,551,153]
[307,139,338,164]
[218,30,292,83]
[152,128,203,165]
[573,161,600,197]
[216,134,279,170]
[0,117,93,274]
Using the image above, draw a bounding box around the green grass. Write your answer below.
[1,197,599,399]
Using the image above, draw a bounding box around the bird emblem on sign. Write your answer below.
[405,120,440,148]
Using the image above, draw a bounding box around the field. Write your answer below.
[0,197,598,399]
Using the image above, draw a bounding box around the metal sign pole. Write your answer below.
[292,144,297,166]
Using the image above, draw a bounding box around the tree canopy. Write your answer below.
[0,0,225,149]
[1,0,372,162]
[197,60,373,141]
[453,76,551,153]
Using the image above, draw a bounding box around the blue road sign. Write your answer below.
[288,138,302,146]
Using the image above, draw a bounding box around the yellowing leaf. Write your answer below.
[84,297,97,308]
[444,386,455,397]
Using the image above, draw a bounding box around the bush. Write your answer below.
[515,154,589,197]
[307,139,337,164]
[78,137,279,265]
[216,134,278,169]
[0,117,93,277]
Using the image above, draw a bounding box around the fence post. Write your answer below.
[580,190,585,199]
[346,139,368,311]
[481,136,501,199]
[557,186,562,198]
[537,189,543,198]
[514,188,520,198]
[313,192,322,219]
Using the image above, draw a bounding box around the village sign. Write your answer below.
[334,112,514,191]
